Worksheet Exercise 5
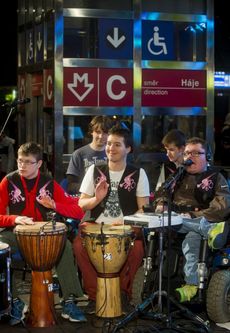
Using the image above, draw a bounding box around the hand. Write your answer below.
[15,216,34,225]
[181,213,192,218]
[111,220,124,226]
[155,204,166,213]
[36,196,56,210]
[95,180,109,202]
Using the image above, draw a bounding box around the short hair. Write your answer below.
[162,129,186,148]
[18,142,43,161]
[185,137,207,151]
[88,116,116,134]
[108,126,133,148]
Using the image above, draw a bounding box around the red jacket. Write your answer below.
[0,173,84,228]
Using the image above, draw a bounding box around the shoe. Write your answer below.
[83,300,96,314]
[10,298,28,326]
[61,299,87,322]
[175,285,198,303]
[208,222,229,250]
[76,294,89,301]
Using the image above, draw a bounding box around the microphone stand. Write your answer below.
[0,98,31,137]
[0,105,16,137]
[162,177,174,327]
[111,166,211,333]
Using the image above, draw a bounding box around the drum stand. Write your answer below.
[111,188,211,333]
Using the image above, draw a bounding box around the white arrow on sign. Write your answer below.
[107,27,126,48]
[37,32,42,51]
[67,73,94,102]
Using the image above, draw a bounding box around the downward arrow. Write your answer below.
[67,73,94,102]
[37,32,42,51]
[107,27,126,48]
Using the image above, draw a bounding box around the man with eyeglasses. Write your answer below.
[0,142,87,325]
[155,137,230,303]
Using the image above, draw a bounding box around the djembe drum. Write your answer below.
[81,223,134,318]
[14,222,67,327]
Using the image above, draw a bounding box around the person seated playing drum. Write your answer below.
[155,137,230,303]
[73,126,150,313]
[0,142,87,325]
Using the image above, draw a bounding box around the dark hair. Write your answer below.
[108,126,133,148]
[162,129,186,148]
[18,142,43,161]
[88,116,117,135]
[186,137,207,151]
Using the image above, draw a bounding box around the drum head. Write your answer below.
[15,221,67,234]
[82,223,132,236]
[0,242,10,252]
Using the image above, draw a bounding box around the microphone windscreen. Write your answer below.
[183,159,193,166]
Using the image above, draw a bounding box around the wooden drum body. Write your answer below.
[82,224,134,318]
[15,222,67,327]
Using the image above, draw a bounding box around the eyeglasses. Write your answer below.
[183,151,205,158]
[17,159,38,166]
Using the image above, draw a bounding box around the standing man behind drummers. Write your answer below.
[0,133,15,180]
[155,129,186,191]
[0,142,87,325]
[66,116,117,194]
[73,127,150,312]
[155,137,230,303]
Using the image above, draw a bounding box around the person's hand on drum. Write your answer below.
[36,195,56,210]
[155,203,168,213]
[15,216,34,225]
[111,219,124,226]
[95,179,109,202]
[180,212,191,218]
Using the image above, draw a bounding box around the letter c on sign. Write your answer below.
[106,75,126,100]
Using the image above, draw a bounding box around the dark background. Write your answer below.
[0,2,17,86]
[0,1,229,86]
[214,0,230,71]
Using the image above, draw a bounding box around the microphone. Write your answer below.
[3,98,31,107]
[47,211,56,230]
[163,162,188,191]
[182,159,193,167]
[100,222,106,251]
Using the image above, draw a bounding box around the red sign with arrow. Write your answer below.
[63,67,133,107]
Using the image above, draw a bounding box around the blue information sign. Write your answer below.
[98,18,133,59]
[142,20,175,60]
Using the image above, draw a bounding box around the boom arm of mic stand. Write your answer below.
[162,166,184,191]
[0,106,15,137]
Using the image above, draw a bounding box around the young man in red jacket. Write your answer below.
[0,142,86,325]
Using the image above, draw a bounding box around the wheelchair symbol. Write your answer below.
[147,26,168,55]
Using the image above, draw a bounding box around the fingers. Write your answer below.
[181,213,191,218]
[112,220,124,226]
[36,197,55,209]
[97,179,109,190]
[155,205,164,213]
[15,216,34,225]
[95,180,109,201]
